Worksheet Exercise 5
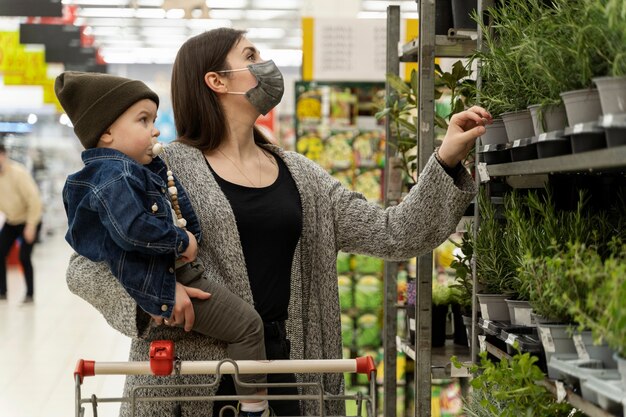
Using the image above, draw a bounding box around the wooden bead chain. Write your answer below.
[152,142,187,229]
[167,170,187,229]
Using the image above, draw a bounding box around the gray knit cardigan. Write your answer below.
[66,142,476,417]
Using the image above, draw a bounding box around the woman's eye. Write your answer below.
[247,54,256,61]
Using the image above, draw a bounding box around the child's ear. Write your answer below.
[204,72,227,94]
[98,130,114,147]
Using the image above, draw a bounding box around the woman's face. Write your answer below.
[222,37,263,94]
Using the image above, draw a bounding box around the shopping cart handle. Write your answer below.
[74,359,95,384]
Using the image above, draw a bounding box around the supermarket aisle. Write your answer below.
[0,234,130,417]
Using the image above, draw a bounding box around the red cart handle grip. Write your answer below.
[150,340,175,376]
[356,356,377,381]
[74,359,95,384]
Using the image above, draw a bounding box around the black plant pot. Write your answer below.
[451,303,469,346]
[432,304,449,347]
[436,0,454,35]
[451,0,477,29]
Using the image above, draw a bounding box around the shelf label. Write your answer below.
[478,335,487,353]
[481,319,492,329]
[538,133,548,142]
[539,326,556,353]
[513,139,522,147]
[573,123,584,134]
[505,333,518,346]
[603,114,614,126]
[409,318,415,331]
[477,162,490,183]
[514,307,533,327]
[450,361,471,378]
[555,381,567,403]
[573,334,590,360]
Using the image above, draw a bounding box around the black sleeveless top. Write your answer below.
[206,152,302,322]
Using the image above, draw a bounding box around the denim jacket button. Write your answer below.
[168,267,174,274]
[161,304,168,312]
[161,187,166,194]
[151,203,158,212]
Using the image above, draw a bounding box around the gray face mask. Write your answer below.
[218,60,284,115]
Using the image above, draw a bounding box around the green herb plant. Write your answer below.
[449,221,474,314]
[474,190,516,295]
[565,238,626,357]
[452,350,581,417]
[376,62,474,188]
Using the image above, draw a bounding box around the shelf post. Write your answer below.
[416,0,436,416]
[383,6,401,417]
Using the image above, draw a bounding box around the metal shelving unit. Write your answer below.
[400,32,478,61]
[384,2,625,417]
[383,2,482,416]
[485,147,626,176]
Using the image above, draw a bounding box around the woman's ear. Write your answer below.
[204,72,227,94]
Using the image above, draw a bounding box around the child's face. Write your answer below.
[102,99,160,165]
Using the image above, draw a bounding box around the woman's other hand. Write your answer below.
[438,106,492,168]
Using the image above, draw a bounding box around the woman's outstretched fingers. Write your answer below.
[439,106,492,166]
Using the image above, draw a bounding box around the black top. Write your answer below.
[206,152,302,322]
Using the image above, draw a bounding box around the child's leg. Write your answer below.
[176,265,268,401]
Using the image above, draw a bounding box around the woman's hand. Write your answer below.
[152,282,211,331]
[438,106,492,168]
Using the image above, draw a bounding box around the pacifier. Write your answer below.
[151,141,164,157]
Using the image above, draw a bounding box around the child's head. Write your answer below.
[55,71,160,164]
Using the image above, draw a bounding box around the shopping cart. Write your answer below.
[74,340,377,417]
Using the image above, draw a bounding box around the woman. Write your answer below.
[66,28,490,417]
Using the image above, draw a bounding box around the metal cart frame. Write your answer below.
[74,340,377,417]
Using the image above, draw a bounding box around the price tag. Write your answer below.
[539,327,556,353]
[555,381,567,403]
[538,133,548,142]
[515,307,533,327]
[513,139,522,147]
[482,319,492,330]
[573,123,584,134]
[603,114,614,126]
[573,334,590,360]
[477,162,490,183]
[409,318,415,331]
[478,335,487,353]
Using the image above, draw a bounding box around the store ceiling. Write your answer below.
[62,0,418,65]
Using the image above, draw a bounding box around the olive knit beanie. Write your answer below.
[54,71,159,149]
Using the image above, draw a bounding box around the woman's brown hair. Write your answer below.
[171,27,270,151]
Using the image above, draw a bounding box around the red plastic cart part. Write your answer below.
[355,356,377,381]
[74,359,95,384]
[150,340,175,376]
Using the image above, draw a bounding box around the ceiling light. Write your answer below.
[78,8,136,18]
[208,9,244,19]
[206,0,247,8]
[246,28,286,39]
[137,0,164,6]
[100,47,179,64]
[135,8,166,18]
[186,18,231,29]
[63,0,129,5]
[245,10,295,20]
[252,0,300,9]
[165,8,185,19]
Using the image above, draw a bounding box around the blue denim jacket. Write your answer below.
[63,148,202,317]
